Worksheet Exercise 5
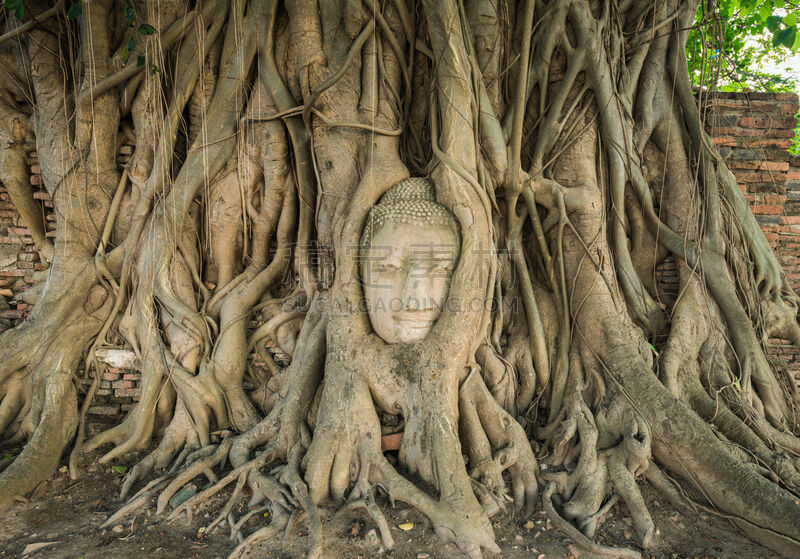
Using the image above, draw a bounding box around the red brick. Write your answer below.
[0,310,22,319]
[88,405,120,416]
[740,116,797,129]
[752,205,783,215]
[111,379,134,389]
[760,161,789,171]
[780,102,799,115]
[727,161,760,170]
[712,136,737,146]
[762,194,787,204]
[381,433,403,452]
[738,172,763,183]
[738,138,792,149]
[114,388,141,399]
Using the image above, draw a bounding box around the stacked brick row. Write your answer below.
[705,93,799,289]
[0,154,53,329]
[84,367,141,416]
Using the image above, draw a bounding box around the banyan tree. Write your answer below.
[1,1,800,558]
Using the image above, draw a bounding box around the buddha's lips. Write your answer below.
[395,313,437,327]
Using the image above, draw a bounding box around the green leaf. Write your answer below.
[128,38,136,52]
[150,63,160,76]
[137,54,145,67]
[0,453,14,460]
[138,23,157,35]
[773,26,795,47]
[124,4,135,23]
[757,2,772,24]
[122,44,129,64]
[766,15,782,32]
[111,465,128,474]
[781,28,797,49]
[5,0,23,19]
[67,2,82,20]
[647,342,659,355]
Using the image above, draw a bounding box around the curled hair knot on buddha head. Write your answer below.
[359,177,461,255]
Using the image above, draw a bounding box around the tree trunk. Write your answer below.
[1,1,800,557]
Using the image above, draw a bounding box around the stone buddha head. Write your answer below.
[360,178,460,344]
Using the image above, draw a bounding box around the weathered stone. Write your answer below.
[95,348,140,369]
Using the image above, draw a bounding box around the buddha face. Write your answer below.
[361,220,459,343]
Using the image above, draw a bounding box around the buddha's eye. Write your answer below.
[374,263,400,274]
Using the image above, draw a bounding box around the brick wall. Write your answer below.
[710,92,800,388]
[1,92,799,415]
[0,151,52,329]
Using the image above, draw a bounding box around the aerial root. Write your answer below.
[543,396,655,551]
[102,479,171,528]
[543,482,642,559]
[459,369,540,517]
[120,428,199,498]
[335,484,395,551]
[278,443,324,559]
[168,449,275,525]
[229,504,269,541]
[226,506,291,559]
[643,465,697,515]
[156,440,233,514]
[204,474,247,534]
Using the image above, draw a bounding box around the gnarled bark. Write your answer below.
[1,1,799,558]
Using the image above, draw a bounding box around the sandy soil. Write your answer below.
[0,420,781,559]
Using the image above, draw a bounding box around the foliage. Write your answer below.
[687,0,800,92]
[688,1,800,153]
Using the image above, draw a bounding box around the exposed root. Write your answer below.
[543,482,642,559]
[542,395,654,548]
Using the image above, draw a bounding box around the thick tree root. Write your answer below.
[543,482,642,559]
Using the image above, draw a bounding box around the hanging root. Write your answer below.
[543,482,642,559]
[459,369,539,518]
[541,394,654,555]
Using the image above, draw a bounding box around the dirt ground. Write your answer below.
[0,420,782,559]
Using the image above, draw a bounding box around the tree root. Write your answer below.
[543,395,654,548]
[543,482,642,559]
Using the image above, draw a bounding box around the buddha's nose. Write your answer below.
[401,275,434,311]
